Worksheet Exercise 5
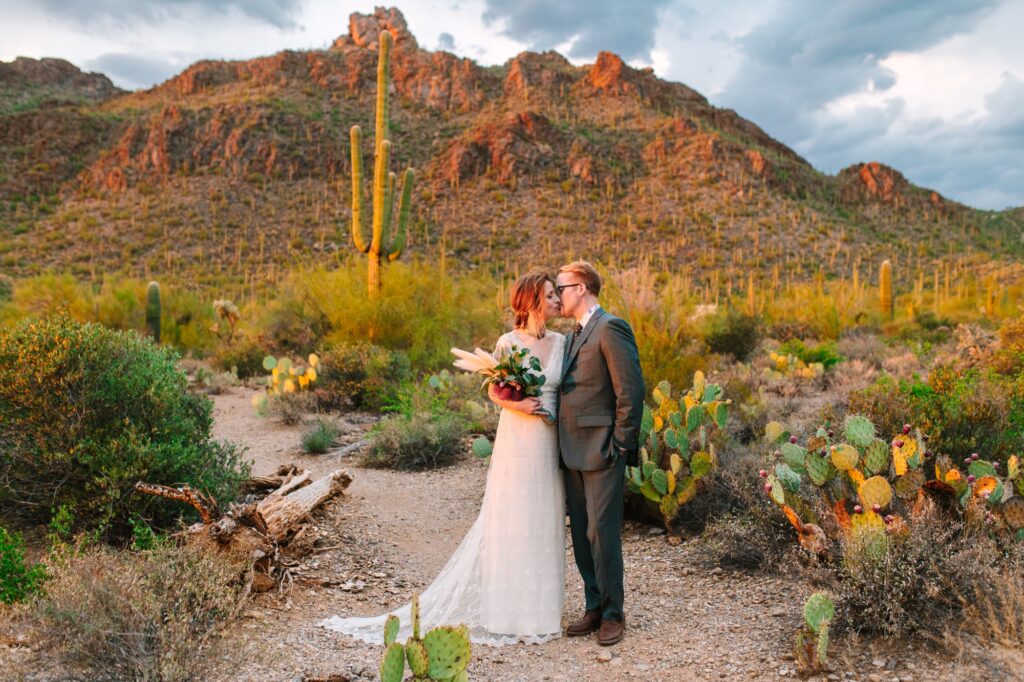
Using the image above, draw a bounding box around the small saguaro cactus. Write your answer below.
[879,259,893,321]
[145,281,161,343]
[350,29,415,297]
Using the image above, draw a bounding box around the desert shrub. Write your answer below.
[990,315,1024,375]
[315,343,411,411]
[776,339,843,369]
[258,391,316,426]
[267,259,501,371]
[0,273,13,304]
[694,445,799,571]
[33,543,247,681]
[848,366,1024,463]
[210,333,266,379]
[600,263,708,393]
[386,370,499,437]
[0,527,47,604]
[301,418,340,454]
[834,507,973,636]
[364,411,467,470]
[0,314,249,537]
[704,307,760,360]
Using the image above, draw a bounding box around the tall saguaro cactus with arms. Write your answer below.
[350,30,415,297]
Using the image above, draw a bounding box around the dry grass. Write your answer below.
[21,542,248,681]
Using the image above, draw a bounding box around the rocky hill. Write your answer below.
[0,8,1019,294]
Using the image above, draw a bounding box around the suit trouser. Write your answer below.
[564,455,627,622]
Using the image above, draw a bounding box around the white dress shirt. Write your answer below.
[578,304,601,330]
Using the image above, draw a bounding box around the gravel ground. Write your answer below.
[204,388,997,682]
[1,387,1007,681]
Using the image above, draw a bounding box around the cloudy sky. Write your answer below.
[2,0,1022,210]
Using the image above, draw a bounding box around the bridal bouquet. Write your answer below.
[451,344,553,422]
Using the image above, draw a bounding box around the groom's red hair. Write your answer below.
[559,260,601,296]
[511,268,554,329]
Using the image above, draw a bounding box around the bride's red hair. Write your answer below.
[510,268,554,329]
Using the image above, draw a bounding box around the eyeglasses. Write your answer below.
[555,283,583,296]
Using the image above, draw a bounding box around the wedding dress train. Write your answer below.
[318,332,567,646]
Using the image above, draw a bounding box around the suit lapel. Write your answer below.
[561,308,605,382]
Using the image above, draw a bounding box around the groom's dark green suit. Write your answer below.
[557,307,644,623]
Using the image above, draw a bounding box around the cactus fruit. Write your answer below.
[145,281,161,343]
[880,259,893,321]
[864,438,890,476]
[844,415,875,448]
[830,444,860,471]
[350,30,416,297]
[858,476,893,510]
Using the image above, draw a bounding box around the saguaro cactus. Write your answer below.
[351,30,415,297]
[879,259,893,321]
[146,281,161,343]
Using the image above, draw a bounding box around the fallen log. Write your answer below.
[256,469,352,542]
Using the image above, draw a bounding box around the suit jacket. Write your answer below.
[557,308,645,471]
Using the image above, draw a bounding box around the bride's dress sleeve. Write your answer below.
[493,332,511,358]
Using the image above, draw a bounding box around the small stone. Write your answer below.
[872,659,886,668]
[596,651,613,663]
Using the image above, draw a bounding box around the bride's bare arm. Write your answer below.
[487,384,544,415]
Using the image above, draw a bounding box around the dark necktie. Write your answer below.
[571,322,583,352]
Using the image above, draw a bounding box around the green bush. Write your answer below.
[848,364,1024,463]
[210,333,266,379]
[0,526,47,604]
[0,314,249,538]
[704,307,761,360]
[266,259,502,371]
[776,339,844,369]
[301,418,339,454]
[364,411,467,470]
[316,343,411,411]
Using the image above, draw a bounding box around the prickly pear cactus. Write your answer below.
[794,592,834,673]
[380,642,406,682]
[423,627,472,679]
[863,438,890,476]
[628,372,730,532]
[844,415,875,449]
[830,444,860,471]
[804,449,836,486]
[858,476,893,510]
[406,638,430,678]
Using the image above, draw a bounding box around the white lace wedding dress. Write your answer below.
[319,331,567,646]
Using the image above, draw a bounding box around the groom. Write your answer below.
[555,261,644,646]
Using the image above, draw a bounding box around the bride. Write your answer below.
[319,268,567,646]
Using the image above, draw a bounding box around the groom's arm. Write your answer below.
[601,316,645,459]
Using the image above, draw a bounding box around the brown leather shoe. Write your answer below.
[566,609,601,636]
[597,618,625,646]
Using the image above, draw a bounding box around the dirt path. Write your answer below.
[207,388,978,682]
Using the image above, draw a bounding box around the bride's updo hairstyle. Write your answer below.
[511,268,555,330]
